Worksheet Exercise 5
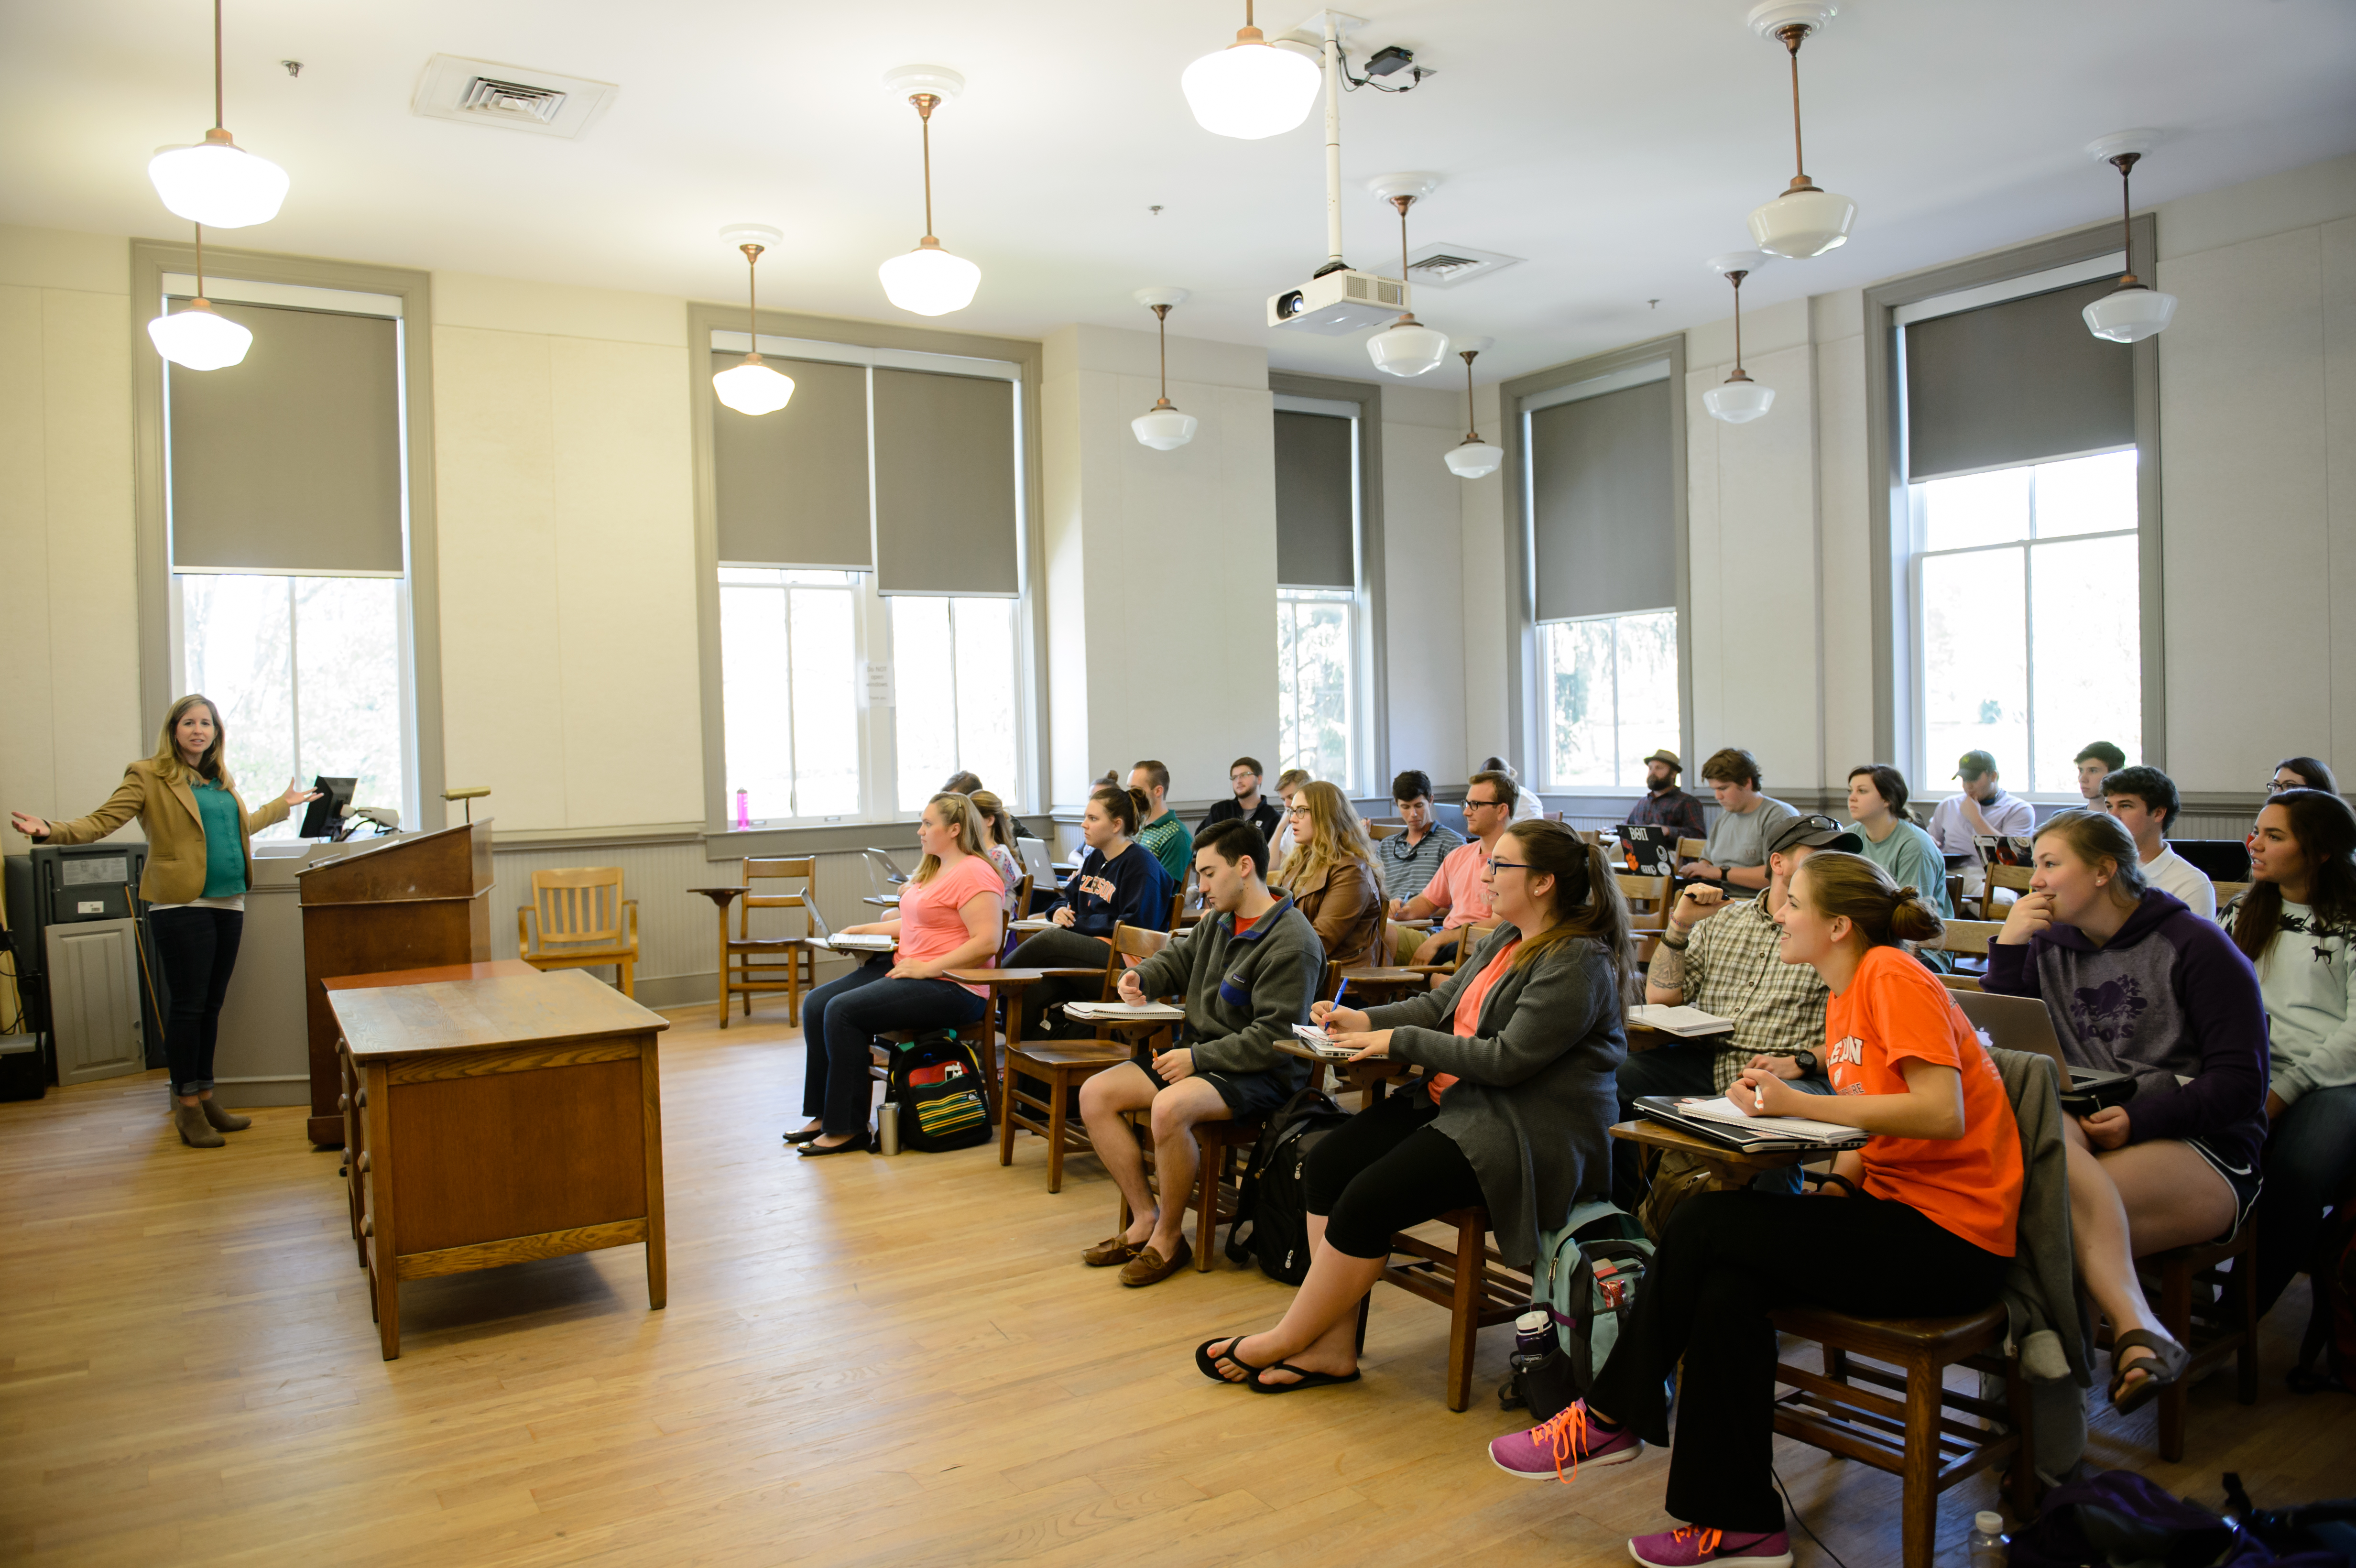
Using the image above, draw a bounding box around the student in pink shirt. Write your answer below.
[788,793,1005,1156]
[1389,770,1516,966]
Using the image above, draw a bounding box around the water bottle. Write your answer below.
[1510,1309,1554,1377]
[1968,1512,2007,1568]
[877,1105,901,1156]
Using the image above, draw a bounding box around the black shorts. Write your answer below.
[1137,1048,1302,1119]
[2185,1137,2264,1241]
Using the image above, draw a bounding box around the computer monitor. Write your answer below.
[298,777,357,839]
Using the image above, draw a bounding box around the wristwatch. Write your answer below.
[1792,1049,1819,1077]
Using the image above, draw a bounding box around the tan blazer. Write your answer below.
[1284,855,1386,971]
[42,760,291,905]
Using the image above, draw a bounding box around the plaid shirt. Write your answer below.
[1645,893,1829,1090]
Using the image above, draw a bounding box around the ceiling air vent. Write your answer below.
[1405,242,1525,289]
[412,54,620,140]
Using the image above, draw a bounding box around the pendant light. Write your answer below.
[1702,253,1776,424]
[877,66,981,316]
[147,0,289,229]
[1182,0,1321,140]
[1365,174,1449,378]
[1443,338,1502,478]
[2082,133,2178,344]
[711,225,795,416]
[1131,288,1199,451]
[1743,2,1854,260]
[148,224,253,371]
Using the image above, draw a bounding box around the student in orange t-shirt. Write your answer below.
[1488,851,2021,1568]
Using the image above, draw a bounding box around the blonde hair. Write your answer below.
[149,694,231,790]
[1275,779,1376,893]
[913,792,990,882]
[1275,768,1312,795]
[968,790,1018,853]
[1789,851,1945,948]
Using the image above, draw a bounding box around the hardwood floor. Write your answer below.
[4,1004,2350,1566]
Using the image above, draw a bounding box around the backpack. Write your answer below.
[1504,1201,1655,1421]
[886,1031,992,1153]
[1223,1088,1352,1284]
[2291,1199,2356,1395]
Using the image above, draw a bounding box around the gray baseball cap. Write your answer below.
[1766,813,1863,857]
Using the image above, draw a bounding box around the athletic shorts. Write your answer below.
[2184,1136,2264,1242]
[1138,1048,1302,1119]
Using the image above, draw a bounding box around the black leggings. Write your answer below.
[148,907,244,1097]
[1302,1089,1486,1259]
[1587,1187,2012,1535]
[1004,928,1112,1040]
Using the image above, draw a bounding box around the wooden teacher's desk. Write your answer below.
[328,964,669,1360]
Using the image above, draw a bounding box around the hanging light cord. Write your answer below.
[1775,24,1816,190]
[1731,270,1748,376]
[742,243,763,345]
[194,222,207,299]
[1462,352,1481,441]
[1392,195,1418,318]
[213,0,225,130]
[911,95,940,240]
[2113,153,2142,286]
[1156,306,1170,401]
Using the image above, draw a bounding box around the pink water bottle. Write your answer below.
[734,788,751,830]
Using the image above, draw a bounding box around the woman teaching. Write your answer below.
[9,695,317,1148]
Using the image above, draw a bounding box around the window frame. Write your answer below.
[1535,605,1684,792]
[1864,214,2165,778]
[688,301,1045,849]
[129,240,445,829]
[1270,380,1384,795]
[1275,584,1361,791]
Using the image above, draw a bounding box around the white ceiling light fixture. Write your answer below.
[711,225,795,417]
[1181,1,1322,140]
[147,0,290,229]
[1702,252,1776,424]
[1131,288,1199,451]
[148,224,253,371]
[2082,132,2178,344]
[1743,2,1854,260]
[1444,337,1502,478]
[877,65,981,317]
[1365,173,1450,378]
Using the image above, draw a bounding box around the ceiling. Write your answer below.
[5,0,2355,384]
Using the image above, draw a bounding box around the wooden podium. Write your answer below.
[297,820,495,1144]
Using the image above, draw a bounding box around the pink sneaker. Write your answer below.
[1627,1526,1792,1568]
[1487,1401,1644,1481]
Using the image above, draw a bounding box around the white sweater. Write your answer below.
[2228,897,2356,1107]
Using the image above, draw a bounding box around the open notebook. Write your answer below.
[1627,1003,1734,1038]
[1063,1001,1184,1022]
[1633,1094,1868,1154]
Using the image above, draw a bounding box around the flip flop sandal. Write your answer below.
[1247,1362,1363,1394]
[2108,1328,2191,1414]
[1195,1337,1264,1384]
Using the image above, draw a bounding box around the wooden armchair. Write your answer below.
[721,856,818,1026]
[1615,871,1672,933]
[982,923,1168,1191]
[517,866,639,997]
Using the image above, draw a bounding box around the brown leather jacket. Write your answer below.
[1283,855,1386,971]
[41,759,291,904]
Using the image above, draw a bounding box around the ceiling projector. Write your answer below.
[1267,267,1406,335]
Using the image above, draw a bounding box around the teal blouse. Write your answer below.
[192,780,247,898]
[1854,816,1953,919]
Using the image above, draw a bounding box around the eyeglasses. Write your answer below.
[1286,806,1310,817]
[1485,858,1533,874]
[1465,796,1505,810]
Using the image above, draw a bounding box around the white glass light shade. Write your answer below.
[879,240,981,316]
[1746,185,1855,259]
[1132,407,1199,451]
[1367,319,1450,378]
[1181,34,1321,140]
[147,299,252,370]
[1704,378,1776,424]
[712,355,796,415]
[2082,284,2177,344]
[1444,438,1503,479]
[147,137,289,229]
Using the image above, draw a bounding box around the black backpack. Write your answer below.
[885,1032,992,1153]
[1223,1088,1351,1284]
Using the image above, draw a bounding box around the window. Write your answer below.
[718,568,862,825]
[1913,449,2140,794]
[1538,609,1681,789]
[890,595,1020,812]
[1277,587,1355,785]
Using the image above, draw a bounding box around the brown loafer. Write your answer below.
[1119,1236,1193,1287]
[1083,1235,1144,1268]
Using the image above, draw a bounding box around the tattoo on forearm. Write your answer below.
[1648,946,1686,992]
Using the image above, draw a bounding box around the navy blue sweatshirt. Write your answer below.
[1036,840,1174,937]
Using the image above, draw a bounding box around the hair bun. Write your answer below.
[1893,885,1919,903]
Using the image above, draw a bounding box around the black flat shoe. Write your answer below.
[797,1130,872,1157]
[783,1126,825,1144]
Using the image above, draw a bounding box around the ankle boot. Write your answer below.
[174,1100,226,1148]
[199,1098,251,1132]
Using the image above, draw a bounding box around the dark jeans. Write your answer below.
[148,907,244,1096]
[1612,1045,1833,1205]
[2253,1083,2356,1319]
[1302,1088,1485,1259]
[1587,1188,2011,1535]
[1003,927,1111,1039]
[799,957,986,1135]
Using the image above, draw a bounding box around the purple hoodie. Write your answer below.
[1983,887,2269,1168]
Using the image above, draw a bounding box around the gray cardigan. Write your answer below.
[1363,924,1627,1267]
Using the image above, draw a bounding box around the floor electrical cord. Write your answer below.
[1773,1460,1854,1568]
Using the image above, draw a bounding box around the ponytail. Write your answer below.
[1789,850,1945,949]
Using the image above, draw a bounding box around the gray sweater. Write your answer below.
[1129,897,1323,1078]
[1364,925,1627,1267]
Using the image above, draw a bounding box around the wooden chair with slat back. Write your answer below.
[869,903,1014,1127]
[517,867,639,997]
[722,857,819,1027]
[1919,918,2000,981]
[1615,872,1672,933]
[992,923,1169,1191]
[1983,863,2034,922]
[1676,836,1709,863]
[2212,881,2251,908]
[1366,821,1403,841]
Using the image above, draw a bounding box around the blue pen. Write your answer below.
[1328,977,1349,1032]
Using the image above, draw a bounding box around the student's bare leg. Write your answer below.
[1080,1063,1163,1245]
[2062,1120,2223,1392]
[1227,1235,1385,1383]
[1145,1077,1232,1257]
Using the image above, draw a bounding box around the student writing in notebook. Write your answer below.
[1004,784,1173,1040]
[1487,853,2020,1568]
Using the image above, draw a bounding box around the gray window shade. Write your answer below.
[711,351,873,569]
[870,367,1018,595]
[1529,378,1674,622]
[167,302,402,573]
[1904,279,2134,482]
[1274,411,1355,588]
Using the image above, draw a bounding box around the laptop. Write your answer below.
[2168,839,2252,882]
[1616,824,1677,878]
[1018,836,1058,890]
[1950,990,2136,1112]
[1974,835,2037,869]
[802,901,894,953]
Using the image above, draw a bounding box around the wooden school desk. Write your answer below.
[329,965,669,1360]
